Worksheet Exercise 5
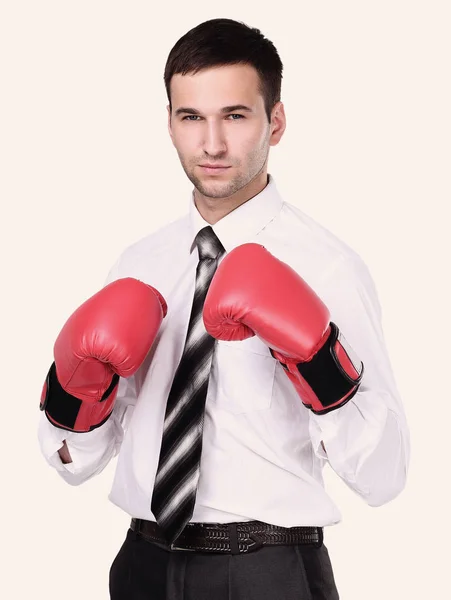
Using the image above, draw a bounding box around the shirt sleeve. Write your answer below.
[37,257,138,486]
[308,253,410,507]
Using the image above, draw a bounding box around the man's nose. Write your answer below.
[202,121,227,156]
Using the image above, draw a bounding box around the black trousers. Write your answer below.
[109,528,340,600]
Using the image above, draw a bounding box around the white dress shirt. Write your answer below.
[38,175,410,528]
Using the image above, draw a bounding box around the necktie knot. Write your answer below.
[195,226,225,261]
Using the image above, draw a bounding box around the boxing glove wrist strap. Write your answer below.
[40,362,119,432]
[272,323,364,415]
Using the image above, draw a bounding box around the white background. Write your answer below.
[1,1,450,598]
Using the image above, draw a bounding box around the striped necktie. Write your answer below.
[151,225,226,544]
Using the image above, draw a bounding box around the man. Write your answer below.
[38,18,410,600]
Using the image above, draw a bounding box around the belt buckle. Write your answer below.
[170,543,193,551]
[169,524,199,551]
[169,540,196,552]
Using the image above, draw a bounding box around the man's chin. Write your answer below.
[200,188,234,199]
[193,179,238,200]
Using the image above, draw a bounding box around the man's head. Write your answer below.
[164,19,286,203]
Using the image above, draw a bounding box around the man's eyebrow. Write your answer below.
[220,104,253,114]
[174,107,201,116]
[173,104,253,117]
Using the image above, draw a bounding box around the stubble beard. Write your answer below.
[178,136,271,200]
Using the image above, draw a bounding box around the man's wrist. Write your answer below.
[272,323,364,414]
[41,361,118,432]
[58,440,72,464]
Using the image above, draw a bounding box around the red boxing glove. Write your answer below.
[203,244,363,414]
[40,277,167,432]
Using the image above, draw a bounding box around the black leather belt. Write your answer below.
[130,518,323,554]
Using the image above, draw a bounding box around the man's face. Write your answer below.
[168,64,283,199]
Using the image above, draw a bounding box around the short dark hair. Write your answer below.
[164,18,283,122]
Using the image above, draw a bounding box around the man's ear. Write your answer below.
[167,105,173,142]
[269,101,286,147]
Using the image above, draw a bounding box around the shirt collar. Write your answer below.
[188,174,283,254]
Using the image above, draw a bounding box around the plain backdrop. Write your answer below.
[1,1,450,598]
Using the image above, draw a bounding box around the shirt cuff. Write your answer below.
[38,412,121,478]
[308,393,389,463]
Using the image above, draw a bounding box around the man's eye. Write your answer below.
[181,114,244,121]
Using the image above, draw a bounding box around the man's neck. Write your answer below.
[194,171,269,225]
